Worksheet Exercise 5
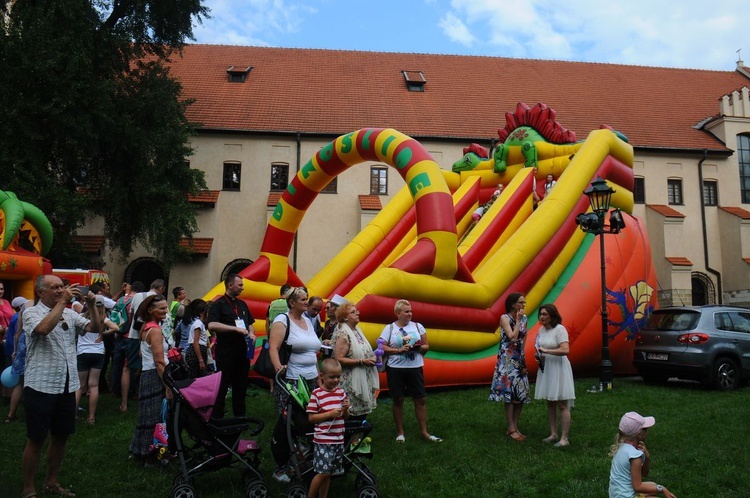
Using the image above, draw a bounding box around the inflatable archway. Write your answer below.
[204,103,658,387]
[0,190,54,299]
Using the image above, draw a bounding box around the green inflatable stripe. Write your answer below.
[428,233,596,362]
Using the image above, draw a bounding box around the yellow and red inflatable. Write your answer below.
[204,103,657,387]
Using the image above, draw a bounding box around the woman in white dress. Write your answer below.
[534,303,575,447]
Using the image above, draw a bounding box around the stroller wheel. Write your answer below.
[244,479,268,498]
[355,469,377,489]
[286,483,308,498]
[172,473,194,488]
[357,485,380,498]
[172,483,197,498]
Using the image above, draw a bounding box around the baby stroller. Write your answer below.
[164,361,268,498]
[272,370,379,498]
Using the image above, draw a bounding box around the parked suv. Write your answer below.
[633,305,750,390]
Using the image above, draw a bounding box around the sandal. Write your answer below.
[422,434,443,443]
[542,435,559,443]
[395,434,405,442]
[507,431,525,442]
[21,492,38,498]
[42,483,76,497]
[4,415,17,423]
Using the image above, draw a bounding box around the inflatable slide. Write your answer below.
[204,103,657,387]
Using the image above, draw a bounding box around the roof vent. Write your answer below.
[402,70,426,92]
[226,66,252,83]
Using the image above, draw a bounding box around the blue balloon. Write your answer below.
[1,366,19,388]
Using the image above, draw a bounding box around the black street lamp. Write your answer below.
[575,177,626,392]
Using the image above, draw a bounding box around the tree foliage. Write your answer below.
[0,0,209,269]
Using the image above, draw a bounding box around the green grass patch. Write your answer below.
[1,377,748,497]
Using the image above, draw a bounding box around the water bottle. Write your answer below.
[246,335,255,359]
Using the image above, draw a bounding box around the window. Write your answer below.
[714,312,750,333]
[226,66,252,83]
[271,163,289,191]
[738,135,750,203]
[703,180,718,206]
[633,177,645,204]
[667,179,683,205]
[222,162,241,190]
[370,167,388,195]
[321,176,337,193]
[402,70,426,92]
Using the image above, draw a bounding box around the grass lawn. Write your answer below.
[1,376,748,497]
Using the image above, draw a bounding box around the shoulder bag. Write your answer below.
[253,313,292,378]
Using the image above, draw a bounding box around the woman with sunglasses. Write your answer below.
[128,294,171,466]
[379,299,441,443]
[535,303,575,447]
[268,287,321,482]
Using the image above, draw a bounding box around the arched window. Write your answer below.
[221,258,253,282]
[691,272,716,305]
[124,257,167,290]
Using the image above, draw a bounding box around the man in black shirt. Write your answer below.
[207,274,255,417]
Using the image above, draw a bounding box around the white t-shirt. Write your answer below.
[379,321,426,369]
[77,331,104,355]
[609,443,643,498]
[272,313,321,381]
[187,317,208,346]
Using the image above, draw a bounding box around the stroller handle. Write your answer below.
[245,416,265,436]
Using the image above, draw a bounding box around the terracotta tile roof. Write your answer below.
[647,204,686,218]
[267,192,282,207]
[178,237,213,256]
[719,206,750,219]
[359,195,383,210]
[72,235,105,254]
[166,46,750,152]
[666,256,693,266]
[187,190,220,206]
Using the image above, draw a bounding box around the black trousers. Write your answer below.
[214,343,249,418]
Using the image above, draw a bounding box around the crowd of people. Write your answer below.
[0,276,675,498]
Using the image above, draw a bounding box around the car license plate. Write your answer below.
[647,353,669,361]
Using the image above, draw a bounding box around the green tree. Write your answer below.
[0,0,209,269]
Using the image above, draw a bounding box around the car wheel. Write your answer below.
[713,357,739,391]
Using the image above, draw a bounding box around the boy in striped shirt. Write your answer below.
[307,358,350,498]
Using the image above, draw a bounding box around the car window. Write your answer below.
[644,312,699,331]
[715,312,750,333]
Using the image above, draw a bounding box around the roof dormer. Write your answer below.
[226,66,252,83]
[402,70,426,92]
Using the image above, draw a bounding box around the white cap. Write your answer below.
[11,297,28,309]
[329,294,348,307]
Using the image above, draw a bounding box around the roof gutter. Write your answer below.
[698,149,722,303]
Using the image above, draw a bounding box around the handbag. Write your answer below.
[253,313,292,378]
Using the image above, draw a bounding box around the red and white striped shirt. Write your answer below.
[307,387,347,444]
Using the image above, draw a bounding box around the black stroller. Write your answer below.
[271,370,379,498]
[164,361,268,498]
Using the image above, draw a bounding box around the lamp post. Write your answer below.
[575,177,626,392]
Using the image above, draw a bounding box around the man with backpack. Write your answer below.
[110,282,141,400]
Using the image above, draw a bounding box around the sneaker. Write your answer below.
[272,467,290,483]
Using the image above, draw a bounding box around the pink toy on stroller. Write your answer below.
[164,362,268,498]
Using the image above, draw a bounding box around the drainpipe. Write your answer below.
[292,132,301,272]
[698,149,723,303]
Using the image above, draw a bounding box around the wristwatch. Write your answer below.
[656,484,663,493]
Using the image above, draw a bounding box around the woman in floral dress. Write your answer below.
[488,292,531,441]
[332,302,379,420]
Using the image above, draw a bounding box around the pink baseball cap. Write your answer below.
[619,411,655,436]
